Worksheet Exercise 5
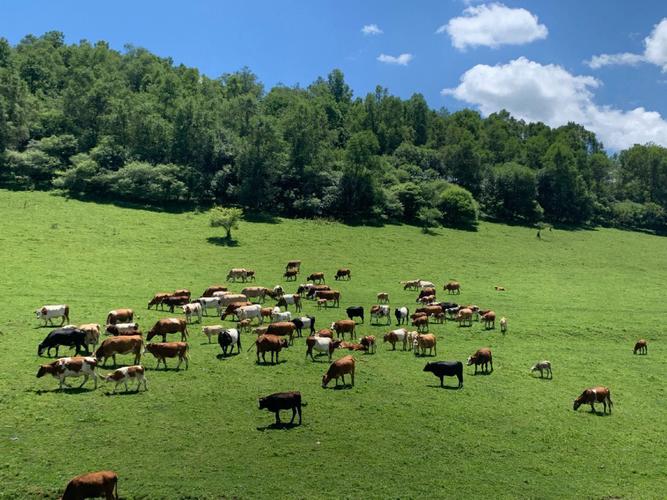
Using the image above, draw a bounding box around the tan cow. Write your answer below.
[62,470,118,500]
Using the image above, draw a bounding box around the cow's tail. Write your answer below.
[113,474,119,500]
[247,342,257,352]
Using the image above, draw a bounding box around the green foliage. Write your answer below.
[481,162,542,222]
[210,205,243,239]
[416,206,442,232]
[438,184,478,228]
[107,161,190,204]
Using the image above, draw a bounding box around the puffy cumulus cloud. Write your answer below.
[361,24,383,36]
[443,57,667,150]
[438,3,548,50]
[377,53,413,66]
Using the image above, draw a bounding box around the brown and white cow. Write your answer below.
[35,304,70,326]
[103,365,147,393]
[360,335,376,354]
[94,336,143,367]
[221,301,252,320]
[305,336,341,361]
[36,356,98,390]
[383,328,408,351]
[573,386,613,413]
[147,318,188,342]
[61,470,118,500]
[322,355,355,388]
[106,309,133,325]
[145,342,189,370]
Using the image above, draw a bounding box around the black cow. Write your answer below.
[439,302,458,311]
[37,327,88,357]
[218,330,241,356]
[346,306,364,324]
[258,391,302,425]
[291,316,316,337]
[423,361,463,388]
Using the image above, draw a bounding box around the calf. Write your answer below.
[38,327,88,357]
[147,318,188,342]
[95,336,143,367]
[62,470,118,500]
[36,356,98,390]
[467,348,493,374]
[292,316,316,337]
[531,360,552,379]
[106,309,133,325]
[346,306,364,323]
[394,306,409,325]
[423,361,463,388]
[218,328,241,356]
[383,328,407,351]
[335,268,351,280]
[306,336,341,361]
[35,304,69,326]
[370,305,391,325]
[331,319,356,339]
[145,342,189,370]
[254,334,289,364]
[633,339,648,355]
[414,333,437,356]
[360,335,376,354]
[573,386,613,414]
[182,302,203,323]
[202,324,225,344]
[271,308,292,323]
[259,392,302,426]
[103,365,147,393]
[500,317,508,333]
[322,355,355,388]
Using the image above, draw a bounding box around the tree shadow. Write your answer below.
[256,422,301,431]
[207,236,240,247]
[244,212,281,224]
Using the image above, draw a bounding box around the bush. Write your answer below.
[52,153,102,195]
[611,200,665,230]
[438,185,478,228]
[108,162,190,205]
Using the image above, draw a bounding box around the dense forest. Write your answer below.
[2,32,667,230]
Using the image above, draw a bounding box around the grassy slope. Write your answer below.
[0,190,665,499]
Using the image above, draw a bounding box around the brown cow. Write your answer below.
[174,289,191,299]
[266,321,296,344]
[573,386,613,413]
[414,333,437,356]
[254,334,289,364]
[322,355,355,387]
[148,293,170,310]
[106,309,133,325]
[467,348,493,374]
[221,301,252,320]
[633,339,648,355]
[146,318,188,342]
[360,335,376,354]
[307,272,326,284]
[306,284,331,299]
[410,312,428,321]
[444,281,461,294]
[335,268,351,280]
[315,328,334,339]
[62,470,118,500]
[412,316,429,332]
[340,341,367,351]
[377,292,390,304]
[417,295,436,305]
[284,269,298,281]
[315,290,340,307]
[331,319,355,339]
[416,305,443,316]
[481,311,496,329]
[456,308,473,327]
[94,336,143,367]
[145,342,189,370]
[261,307,274,319]
[161,295,190,313]
[418,288,436,301]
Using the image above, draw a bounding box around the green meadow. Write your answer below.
[0,189,665,499]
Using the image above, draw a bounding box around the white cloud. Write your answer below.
[443,57,667,150]
[377,53,413,66]
[438,3,548,50]
[362,24,383,36]
[587,18,667,71]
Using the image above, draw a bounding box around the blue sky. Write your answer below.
[2,0,667,149]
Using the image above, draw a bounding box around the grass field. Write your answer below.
[0,189,665,499]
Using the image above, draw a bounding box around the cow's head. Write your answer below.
[321,374,331,388]
[35,307,47,318]
[466,355,474,366]
[36,364,51,378]
[37,344,46,357]
[258,397,267,410]
[280,339,289,348]
[423,363,432,372]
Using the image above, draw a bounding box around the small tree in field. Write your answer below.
[210,206,243,240]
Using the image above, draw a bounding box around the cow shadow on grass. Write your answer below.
[255,360,287,366]
[216,352,241,360]
[470,370,493,376]
[103,390,145,397]
[256,422,301,431]
[29,387,96,395]
[206,236,240,247]
[426,384,462,391]
[325,384,354,391]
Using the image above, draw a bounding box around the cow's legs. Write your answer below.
[290,407,296,424]
[78,375,88,388]
[275,411,281,425]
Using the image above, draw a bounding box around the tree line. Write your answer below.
[2,32,667,231]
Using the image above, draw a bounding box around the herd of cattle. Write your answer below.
[32,260,648,498]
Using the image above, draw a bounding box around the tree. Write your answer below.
[210,206,243,240]
[481,162,542,222]
[417,207,441,233]
[438,185,478,228]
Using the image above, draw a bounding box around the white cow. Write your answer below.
[276,294,302,312]
[103,365,147,393]
[271,307,292,322]
[202,324,226,344]
[197,297,222,316]
[182,302,203,323]
[237,304,263,324]
[371,305,391,325]
[306,336,337,361]
[35,304,70,326]
[418,280,435,289]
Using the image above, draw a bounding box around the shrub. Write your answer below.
[438,185,478,228]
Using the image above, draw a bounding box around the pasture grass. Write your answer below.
[0,190,665,499]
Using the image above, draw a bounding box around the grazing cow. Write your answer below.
[38,327,88,357]
[148,293,170,310]
[95,336,143,367]
[331,319,356,340]
[335,268,351,280]
[360,335,376,354]
[284,269,298,281]
[276,294,302,312]
[383,328,407,351]
[573,387,613,414]
[254,334,289,364]
[346,306,364,324]
[267,322,297,344]
[418,288,436,301]
[481,311,496,329]
[415,333,437,356]
[237,304,263,324]
[146,318,188,342]
[181,302,203,323]
[467,348,493,374]
[456,308,473,327]
[239,319,253,333]
[306,285,331,299]
[259,392,302,426]
[161,295,190,313]
[36,356,98,390]
[431,312,446,324]
[202,325,225,344]
[444,281,461,294]
[307,272,326,284]
[202,285,228,297]
[292,316,316,337]
[145,342,189,370]
[62,470,118,500]
[500,317,508,333]
[423,361,463,388]
[271,307,292,323]
[106,309,133,325]
[197,296,222,316]
[306,336,341,361]
[370,305,391,325]
[495,286,506,291]
[242,287,269,303]
[245,270,256,282]
[103,365,147,393]
[218,328,241,356]
[221,301,252,320]
[105,323,139,336]
[412,316,429,332]
[35,304,70,326]
[531,360,552,378]
[314,290,340,308]
[226,268,248,282]
[285,260,301,272]
[633,339,648,355]
[315,328,334,339]
[377,292,390,304]
[417,295,436,305]
[322,355,355,388]
[402,280,420,291]
[394,306,409,325]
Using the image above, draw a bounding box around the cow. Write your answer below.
[174,289,191,299]
[314,290,340,308]
[106,309,133,325]
[444,281,461,294]
[331,319,356,340]
[276,294,302,312]
[307,272,325,284]
[181,302,203,323]
[406,331,420,351]
[573,387,613,414]
[360,335,376,354]
[335,268,351,280]
[259,392,302,426]
[76,323,101,349]
[38,327,88,357]
[285,260,301,272]
[297,283,315,296]
[418,288,436,301]
[145,342,189,370]
[411,312,427,321]
[370,305,391,325]
[237,304,263,324]
[226,268,248,282]
[105,323,139,336]
[494,286,506,291]
[414,333,437,356]
[238,319,252,333]
[633,339,648,355]
[284,269,298,281]
[423,361,463,388]
[221,301,252,320]
[340,341,367,351]
[292,316,316,337]
[271,307,292,323]
[306,285,331,300]
[383,328,407,351]
[467,348,493,374]
[419,280,435,289]
[36,356,98,390]
[417,295,436,305]
[431,312,446,324]
[416,305,443,317]
[147,318,188,342]
[148,293,170,310]
[271,285,285,298]
[35,304,70,326]
[500,317,508,333]
[322,355,355,388]
[346,306,364,324]
[242,287,269,303]
[245,270,256,282]
[254,334,289,364]
[202,325,225,344]
[377,292,390,304]
[161,295,190,313]
[412,316,429,332]
[202,285,228,297]
[266,322,297,344]
[456,308,473,327]
[253,326,269,336]
[218,328,241,356]
[315,328,334,339]
[197,296,222,316]
[531,360,552,378]
[61,470,118,500]
[402,280,420,291]
[317,298,328,309]
[306,336,341,361]
[103,365,147,393]
[481,311,496,329]
[394,307,409,325]
[439,302,458,311]
[95,336,143,367]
